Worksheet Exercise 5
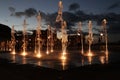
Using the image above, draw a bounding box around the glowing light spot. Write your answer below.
[51,49,53,53]
[11,51,16,55]
[61,59,66,70]
[36,53,42,58]
[87,52,93,57]
[100,33,103,36]
[61,55,66,60]
[61,52,67,60]
[46,51,49,55]
[21,51,27,57]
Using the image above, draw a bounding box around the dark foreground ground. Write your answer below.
[0,58,120,80]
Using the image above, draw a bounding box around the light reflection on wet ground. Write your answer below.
[0,50,120,70]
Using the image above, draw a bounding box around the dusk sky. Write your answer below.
[0,0,120,42]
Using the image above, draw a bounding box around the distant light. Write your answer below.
[100,33,103,36]
[36,53,42,58]
[87,52,93,57]
[77,33,80,36]
[84,51,94,57]
[11,51,16,55]
[61,52,67,60]
[51,49,53,53]
[61,55,66,60]
[46,51,49,55]
[29,39,31,41]
[21,51,27,57]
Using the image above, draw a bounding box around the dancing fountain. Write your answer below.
[0,0,113,70]
[87,21,93,56]
[46,25,50,54]
[85,21,94,64]
[10,25,16,63]
[50,28,54,53]
[61,21,68,60]
[35,11,42,58]
[78,22,84,54]
[11,25,16,55]
[56,0,68,69]
[21,19,28,56]
[46,24,54,54]
[102,19,108,63]
[56,0,68,60]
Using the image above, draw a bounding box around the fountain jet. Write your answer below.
[35,11,42,58]
[61,21,68,60]
[56,0,68,60]
[87,21,93,56]
[102,19,108,63]
[78,22,84,54]
[11,25,16,55]
[46,25,50,54]
[21,19,28,56]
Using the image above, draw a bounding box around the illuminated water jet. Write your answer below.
[61,58,66,70]
[46,25,54,54]
[21,51,27,57]
[56,0,68,60]
[61,52,67,60]
[46,25,50,55]
[87,56,93,64]
[35,11,42,58]
[50,29,54,53]
[61,21,68,60]
[102,19,109,63]
[36,53,42,58]
[21,19,28,56]
[78,22,84,54]
[11,25,16,55]
[87,20,93,56]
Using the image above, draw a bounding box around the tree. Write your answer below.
[69,3,80,13]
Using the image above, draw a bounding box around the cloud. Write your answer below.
[107,2,120,10]
[8,7,16,16]
[24,8,37,17]
[10,8,37,18]
[14,12,25,18]
[9,7,15,12]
